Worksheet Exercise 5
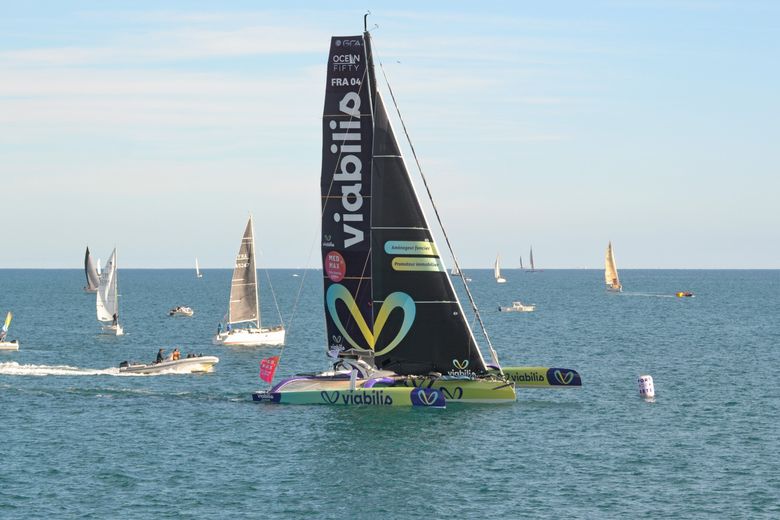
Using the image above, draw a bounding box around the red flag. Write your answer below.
[259,356,280,383]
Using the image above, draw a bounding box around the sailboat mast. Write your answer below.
[250,216,261,328]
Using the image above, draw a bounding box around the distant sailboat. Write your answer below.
[96,258,102,276]
[213,216,285,346]
[605,241,622,292]
[83,247,100,293]
[96,248,123,335]
[195,257,203,278]
[526,246,541,273]
[0,311,19,350]
[495,254,507,283]
[519,256,524,270]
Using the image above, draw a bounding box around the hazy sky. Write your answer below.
[2,1,778,268]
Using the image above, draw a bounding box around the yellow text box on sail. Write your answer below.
[384,241,439,257]
[391,257,444,272]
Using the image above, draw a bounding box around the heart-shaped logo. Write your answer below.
[417,389,440,406]
[326,284,416,356]
[321,391,340,404]
[452,359,469,370]
[331,335,342,344]
[554,370,574,385]
[324,234,332,242]
[440,386,463,400]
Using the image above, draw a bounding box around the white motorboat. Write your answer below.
[499,301,536,312]
[119,355,219,375]
[169,306,194,317]
[213,216,286,346]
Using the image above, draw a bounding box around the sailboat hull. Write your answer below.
[253,385,446,407]
[0,341,20,351]
[396,377,516,403]
[213,327,285,346]
[258,373,515,405]
[494,367,582,388]
[100,324,124,336]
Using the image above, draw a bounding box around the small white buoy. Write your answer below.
[638,374,655,399]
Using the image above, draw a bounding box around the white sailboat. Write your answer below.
[213,216,285,346]
[605,241,622,292]
[96,248,123,335]
[195,257,203,278]
[494,254,507,283]
[0,311,19,350]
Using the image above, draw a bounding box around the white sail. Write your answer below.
[605,241,621,291]
[195,257,203,278]
[227,217,259,326]
[96,249,119,322]
[494,254,506,283]
[96,258,102,275]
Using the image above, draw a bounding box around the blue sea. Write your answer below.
[1,269,778,518]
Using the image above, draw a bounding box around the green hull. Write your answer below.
[495,366,582,388]
[396,377,517,403]
[253,386,446,407]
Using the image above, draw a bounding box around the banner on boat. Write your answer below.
[259,356,280,383]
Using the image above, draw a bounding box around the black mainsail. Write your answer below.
[321,32,487,376]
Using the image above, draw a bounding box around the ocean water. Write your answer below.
[1,269,778,518]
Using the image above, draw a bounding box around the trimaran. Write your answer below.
[253,19,580,407]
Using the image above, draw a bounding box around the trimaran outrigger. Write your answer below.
[253,19,580,407]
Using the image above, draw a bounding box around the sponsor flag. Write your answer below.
[259,356,280,383]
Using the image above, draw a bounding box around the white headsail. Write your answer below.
[96,249,119,322]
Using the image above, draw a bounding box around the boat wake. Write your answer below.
[0,361,173,377]
[619,292,676,298]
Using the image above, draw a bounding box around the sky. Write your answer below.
[1,1,778,268]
